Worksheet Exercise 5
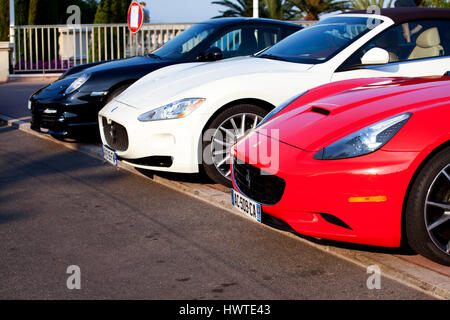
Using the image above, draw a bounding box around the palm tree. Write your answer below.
[422,0,450,7]
[287,0,348,20]
[264,0,302,20]
[213,0,301,19]
[212,0,267,17]
[348,0,394,9]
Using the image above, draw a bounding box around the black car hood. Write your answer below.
[32,55,173,99]
[79,55,165,74]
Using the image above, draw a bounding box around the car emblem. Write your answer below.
[245,169,251,189]
[109,124,116,143]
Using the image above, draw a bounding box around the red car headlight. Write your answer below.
[314,113,412,160]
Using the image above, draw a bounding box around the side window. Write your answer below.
[210,26,283,59]
[210,28,243,59]
[340,19,450,70]
[253,26,283,52]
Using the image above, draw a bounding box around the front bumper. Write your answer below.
[232,132,420,248]
[30,91,106,136]
[99,101,208,174]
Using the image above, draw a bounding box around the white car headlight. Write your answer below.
[138,98,206,122]
[314,113,412,160]
[64,73,90,95]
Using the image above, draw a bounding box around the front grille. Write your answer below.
[40,113,58,128]
[233,157,285,205]
[102,117,129,152]
[31,104,60,129]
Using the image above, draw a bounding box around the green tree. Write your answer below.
[264,0,302,19]
[28,0,57,25]
[78,0,99,24]
[0,0,8,41]
[348,0,394,9]
[15,0,30,25]
[422,0,450,7]
[1,0,33,40]
[27,0,98,25]
[92,0,131,62]
[212,0,267,17]
[94,0,131,23]
[287,0,348,20]
[212,0,301,19]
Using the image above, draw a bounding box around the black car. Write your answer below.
[29,18,301,139]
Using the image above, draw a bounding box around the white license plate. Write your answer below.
[102,145,118,167]
[231,189,262,223]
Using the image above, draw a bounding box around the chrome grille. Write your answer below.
[102,117,129,152]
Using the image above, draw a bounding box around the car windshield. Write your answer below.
[152,23,217,60]
[257,17,382,64]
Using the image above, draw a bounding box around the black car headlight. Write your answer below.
[314,113,412,160]
[64,73,90,95]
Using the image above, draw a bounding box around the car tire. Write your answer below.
[405,146,450,266]
[202,104,268,187]
[106,84,131,104]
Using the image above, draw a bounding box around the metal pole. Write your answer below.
[253,0,259,18]
[9,0,15,68]
[9,0,15,43]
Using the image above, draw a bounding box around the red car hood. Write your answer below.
[256,77,450,152]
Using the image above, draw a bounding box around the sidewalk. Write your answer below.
[1,112,449,300]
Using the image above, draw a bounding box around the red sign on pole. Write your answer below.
[127,2,143,33]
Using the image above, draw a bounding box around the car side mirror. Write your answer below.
[198,46,223,62]
[361,48,390,65]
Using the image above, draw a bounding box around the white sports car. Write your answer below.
[99,8,450,186]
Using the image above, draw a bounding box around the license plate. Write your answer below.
[231,189,262,223]
[102,145,118,167]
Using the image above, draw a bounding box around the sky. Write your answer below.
[141,0,223,23]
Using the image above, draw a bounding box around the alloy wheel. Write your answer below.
[424,163,450,255]
[210,113,263,180]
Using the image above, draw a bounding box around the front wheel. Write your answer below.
[202,104,267,187]
[405,147,450,266]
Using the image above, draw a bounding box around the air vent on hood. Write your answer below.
[310,107,331,116]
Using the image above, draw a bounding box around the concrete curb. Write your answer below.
[1,113,449,300]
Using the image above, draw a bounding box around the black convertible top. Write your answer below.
[347,7,450,24]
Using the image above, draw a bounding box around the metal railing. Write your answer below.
[12,23,193,74]
[11,21,316,74]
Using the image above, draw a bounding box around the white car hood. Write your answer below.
[115,56,313,110]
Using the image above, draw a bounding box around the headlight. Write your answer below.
[257,91,308,128]
[138,98,205,122]
[64,73,90,95]
[314,113,412,160]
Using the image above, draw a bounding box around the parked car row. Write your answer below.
[29,8,449,265]
[28,18,301,139]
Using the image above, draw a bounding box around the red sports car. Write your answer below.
[231,76,450,265]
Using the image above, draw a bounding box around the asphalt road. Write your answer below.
[0,124,435,300]
[0,81,49,119]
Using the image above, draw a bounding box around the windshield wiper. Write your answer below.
[257,54,289,62]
